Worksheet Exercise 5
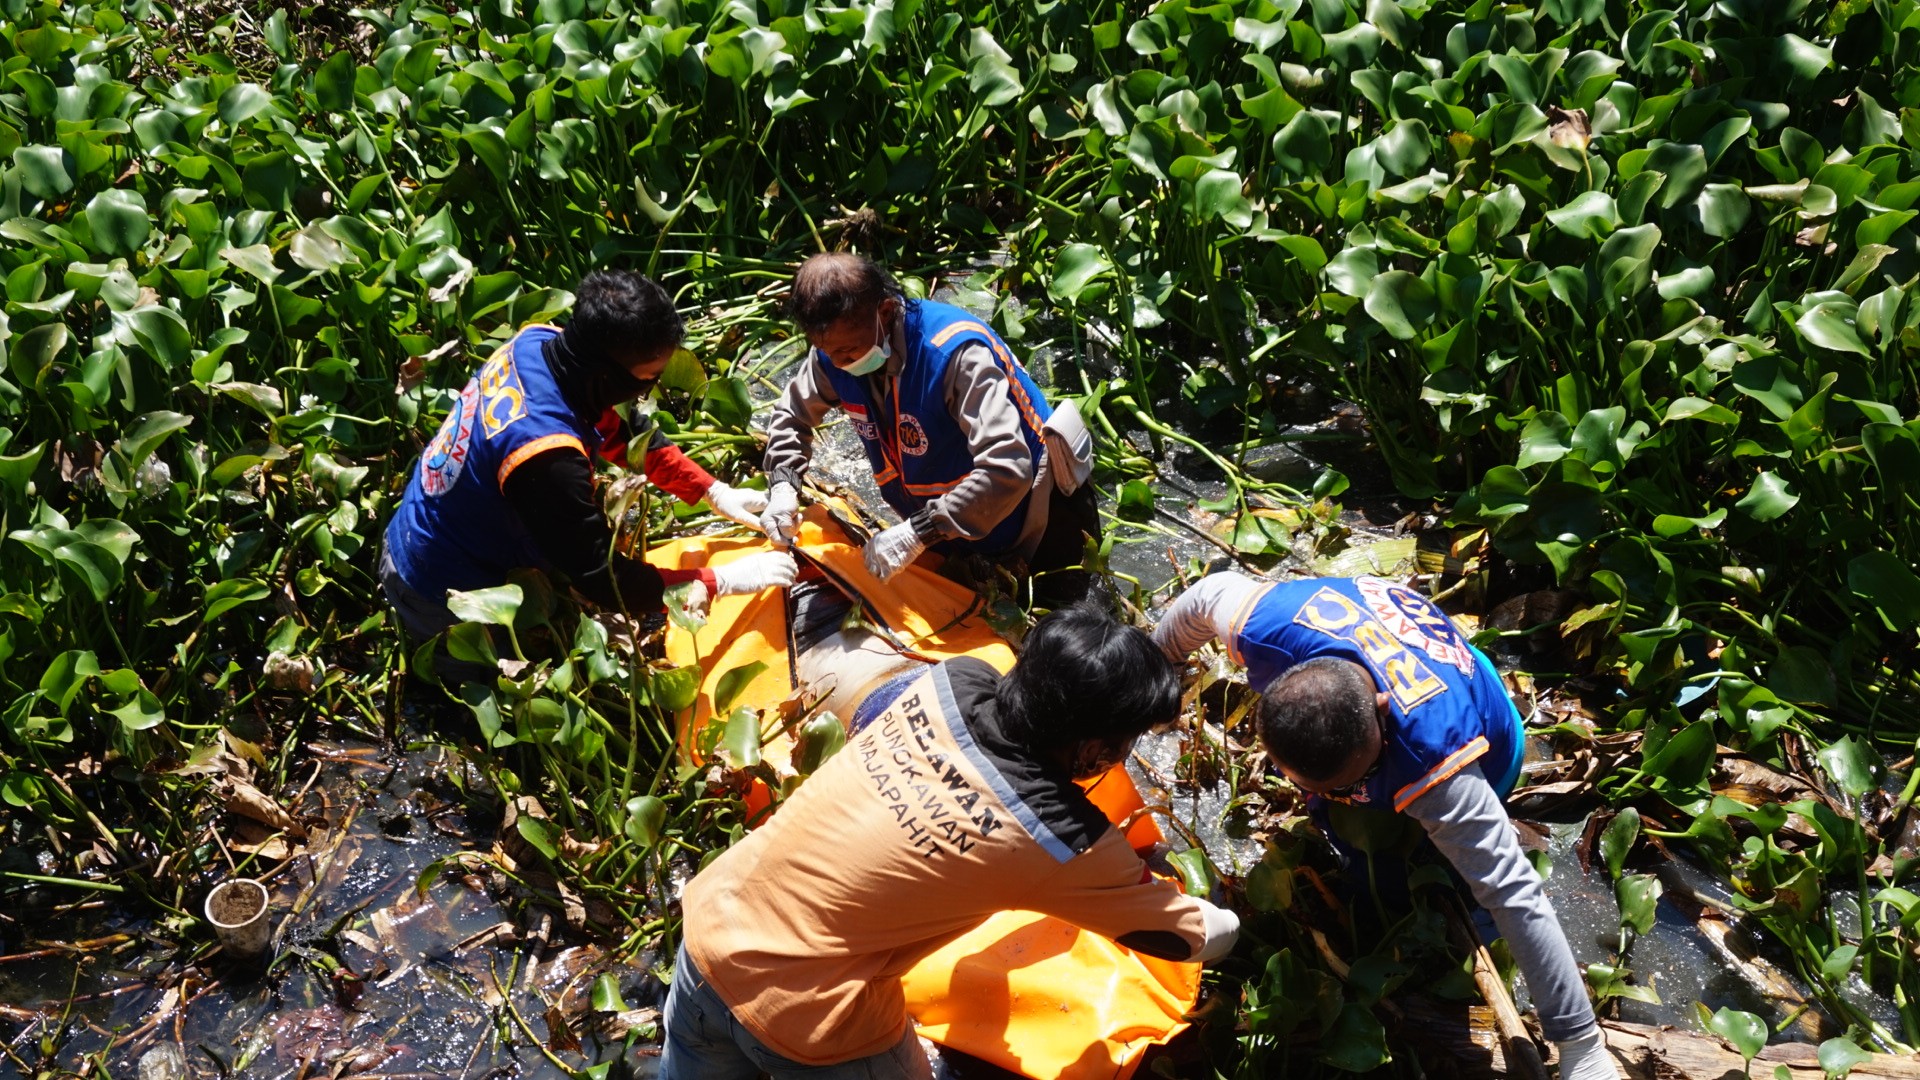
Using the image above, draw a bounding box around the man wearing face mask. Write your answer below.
[760,253,1100,604]
[662,603,1239,1079]
[382,270,796,660]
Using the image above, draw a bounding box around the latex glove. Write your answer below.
[674,580,712,621]
[864,521,927,581]
[760,482,800,544]
[705,481,768,532]
[1192,900,1241,963]
[711,551,798,597]
[1555,1028,1622,1080]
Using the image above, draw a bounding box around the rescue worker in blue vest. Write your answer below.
[1153,573,1622,1080]
[759,254,1100,606]
[381,270,797,661]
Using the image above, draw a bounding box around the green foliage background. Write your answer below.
[3,0,1920,1068]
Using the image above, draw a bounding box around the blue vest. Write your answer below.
[1230,577,1524,811]
[385,326,603,600]
[819,301,1051,557]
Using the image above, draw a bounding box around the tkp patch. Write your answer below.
[898,413,929,456]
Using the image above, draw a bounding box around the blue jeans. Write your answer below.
[660,944,934,1080]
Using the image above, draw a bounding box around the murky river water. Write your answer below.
[1,742,660,1079]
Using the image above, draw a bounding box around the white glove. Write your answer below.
[705,481,768,531]
[864,521,927,581]
[672,576,710,618]
[711,551,798,597]
[1192,900,1241,963]
[760,482,800,543]
[1555,1028,1622,1080]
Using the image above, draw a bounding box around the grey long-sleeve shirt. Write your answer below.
[1153,572,1597,1043]
[762,341,1033,543]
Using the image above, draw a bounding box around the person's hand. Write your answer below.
[1554,1028,1622,1080]
[676,580,712,621]
[705,481,768,531]
[760,482,800,543]
[864,522,926,581]
[711,551,799,597]
[1193,900,1241,962]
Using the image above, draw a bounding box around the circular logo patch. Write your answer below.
[898,413,929,456]
[421,383,480,497]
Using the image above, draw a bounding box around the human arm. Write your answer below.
[1151,571,1265,663]
[1403,764,1602,1049]
[906,343,1035,544]
[501,447,710,610]
[1026,829,1240,963]
[593,408,766,530]
[761,352,840,491]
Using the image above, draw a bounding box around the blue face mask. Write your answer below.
[838,309,891,376]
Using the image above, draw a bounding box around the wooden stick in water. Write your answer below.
[1447,896,1550,1080]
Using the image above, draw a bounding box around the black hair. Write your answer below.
[788,253,906,336]
[1257,657,1379,783]
[996,603,1179,754]
[568,270,684,367]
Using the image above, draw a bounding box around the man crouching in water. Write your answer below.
[663,604,1240,1078]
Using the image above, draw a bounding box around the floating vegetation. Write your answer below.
[0,0,1916,1076]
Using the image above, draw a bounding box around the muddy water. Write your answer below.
[0,740,657,1080]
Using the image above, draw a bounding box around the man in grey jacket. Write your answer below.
[760,254,1099,605]
[1154,571,1623,1080]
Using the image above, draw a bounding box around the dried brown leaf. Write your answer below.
[1545,106,1591,152]
[545,1004,581,1054]
[605,1006,662,1039]
[556,878,588,934]
[557,831,607,862]
[219,777,305,838]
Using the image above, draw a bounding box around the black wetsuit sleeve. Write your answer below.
[501,447,666,611]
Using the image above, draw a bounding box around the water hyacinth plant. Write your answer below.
[0,0,1918,1073]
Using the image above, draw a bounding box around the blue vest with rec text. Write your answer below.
[819,301,1051,557]
[385,326,603,600]
[1229,577,1524,811]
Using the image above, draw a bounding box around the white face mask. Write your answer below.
[838,308,891,376]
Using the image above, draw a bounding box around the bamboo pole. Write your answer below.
[1447,897,1550,1080]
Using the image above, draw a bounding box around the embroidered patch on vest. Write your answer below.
[421,383,480,497]
[1356,577,1476,676]
[846,402,879,441]
[898,413,929,456]
[1292,586,1447,711]
[477,352,528,438]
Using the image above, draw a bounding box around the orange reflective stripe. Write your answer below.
[1225,582,1277,668]
[506,323,561,355]
[875,463,900,486]
[1393,736,1490,812]
[497,433,586,487]
[892,320,1049,495]
[901,478,964,495]
[985,340,1047,438]
[930,320,993,347]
